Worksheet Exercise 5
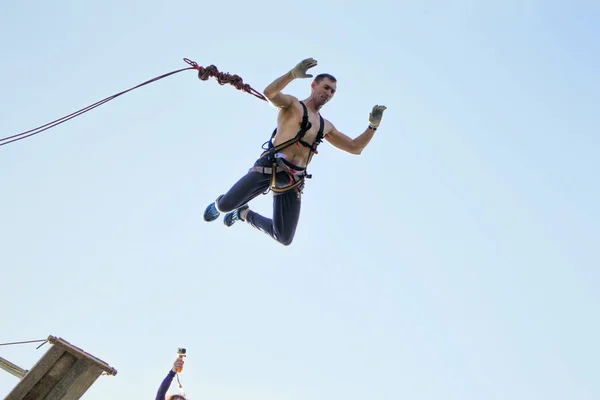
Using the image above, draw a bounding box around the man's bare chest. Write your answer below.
[275,112,323,145]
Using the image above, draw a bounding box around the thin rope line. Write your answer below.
[0,339,47,347]
[0,57,267,148]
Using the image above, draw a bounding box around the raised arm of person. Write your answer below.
[263,58,318,109]
[325,105,388,154]
[155,358,184,400]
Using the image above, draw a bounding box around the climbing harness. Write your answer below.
[0,58,267,148]
[257,101,325,194]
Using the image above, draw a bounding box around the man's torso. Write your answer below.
[270,100,330,167]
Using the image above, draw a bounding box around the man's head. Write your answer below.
[310,73,337,107]
[168,395,186,400]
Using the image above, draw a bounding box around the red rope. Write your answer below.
[0,58,267,148]
[184,58,267,102]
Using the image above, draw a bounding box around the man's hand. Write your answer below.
[368,105,387,128]
[172,357,185,373]
[290,58,318,79]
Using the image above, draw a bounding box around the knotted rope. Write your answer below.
[0,58,267,148]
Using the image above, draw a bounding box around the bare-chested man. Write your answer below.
[203,57,387,246]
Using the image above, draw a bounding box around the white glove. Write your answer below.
[290,58,318,79]
[368,105,387,128]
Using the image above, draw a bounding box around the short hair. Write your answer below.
[168,395,186,400]
[313,73,337,84]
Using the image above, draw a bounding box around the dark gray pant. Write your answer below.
[215,157,303,246]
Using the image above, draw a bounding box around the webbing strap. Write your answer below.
[261,101,319,158]
[259,101,324,188]
[269,159,305,194]
[250,159,306,194]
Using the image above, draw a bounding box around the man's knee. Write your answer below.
[215,195,236,213]
[274,229,295,246]
[277,237,294,246]
[279,237,294,246]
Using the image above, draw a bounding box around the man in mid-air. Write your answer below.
[203,57,387,246]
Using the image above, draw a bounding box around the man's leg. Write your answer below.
[204,170,270,222]
[242,188,302,246]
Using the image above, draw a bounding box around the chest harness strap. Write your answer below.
[256,101,325,194]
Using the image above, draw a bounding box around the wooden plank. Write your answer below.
[47,337,116,376]
[56,364,104,400]
[4,346,66,400]
[2,336,117,400]
[21,351,77,400]
[42,358,103,400]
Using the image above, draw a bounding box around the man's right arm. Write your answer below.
[263,58,317,109]
[263,71,296,109]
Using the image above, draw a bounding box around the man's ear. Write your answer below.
[311,81,316,89]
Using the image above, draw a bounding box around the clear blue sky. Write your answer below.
[1,1,598,399]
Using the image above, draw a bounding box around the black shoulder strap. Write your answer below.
[310,114,325,152]
[261,101,316,156]
[298,101,311,136]
[316,114,324,141]
[266,101,310,141]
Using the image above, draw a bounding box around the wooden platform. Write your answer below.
[3,335,117,400]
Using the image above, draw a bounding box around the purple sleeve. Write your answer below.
[155,370,176,400]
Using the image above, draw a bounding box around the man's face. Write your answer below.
[312,78,337,106]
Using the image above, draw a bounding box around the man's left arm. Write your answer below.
[324,105,387,155]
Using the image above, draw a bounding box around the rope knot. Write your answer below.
[183,58,199,70]
[184,58,267,101]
